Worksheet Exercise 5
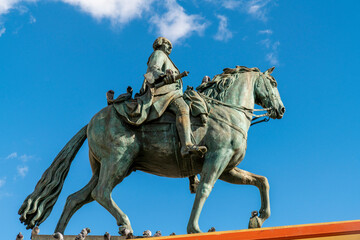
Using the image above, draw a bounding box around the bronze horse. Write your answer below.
[19,66,285,234]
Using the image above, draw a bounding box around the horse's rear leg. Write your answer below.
[54,173,98,233]
[55,155,100,233]
[91,154,134,235]
[220,167,270,227]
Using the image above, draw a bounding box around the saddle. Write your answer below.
[107,86,209,126]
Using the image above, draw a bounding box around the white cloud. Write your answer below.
[214,15,232,42]
[60,0,154,24]
[20,154,33,162]
[272,40,279,50]
[17,165,29,177]
[222,0,241,9]
[0,0,19,15]
[260,39,279,65]
[266,52,278,65]
[1,0,206,43]
[0,0,36,15]
[247,0,271,21]
[258,29,272,34]
[6,152,17,159]
[1,0,153,24]
[29,14,36,23]
[221,0,272,21]
[0,178,6,188]
[260,38,271,48]
[0,27,5,37]
[150,0,206,43]
[0,192,12,199]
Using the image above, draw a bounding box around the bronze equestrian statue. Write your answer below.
[139,37,207,157]
[19,37,285,236]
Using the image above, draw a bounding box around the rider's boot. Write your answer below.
[176,113,207,157]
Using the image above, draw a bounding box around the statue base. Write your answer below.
[32,220,360,240]
[33,236,126,240]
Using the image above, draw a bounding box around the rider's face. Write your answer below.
[160,41,172,55]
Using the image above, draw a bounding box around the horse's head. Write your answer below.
[254,67,285,119]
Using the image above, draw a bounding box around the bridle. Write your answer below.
[198,73,274,126]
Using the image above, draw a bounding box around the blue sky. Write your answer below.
[1,0,360,239]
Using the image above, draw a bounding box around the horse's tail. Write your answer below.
[18,125,88,229]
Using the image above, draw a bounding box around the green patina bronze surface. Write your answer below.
[19,38,285,236]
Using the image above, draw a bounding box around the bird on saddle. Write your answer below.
[139,36,207,157]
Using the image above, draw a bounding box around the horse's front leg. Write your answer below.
[220,167,270,228]
[187,150,232,234]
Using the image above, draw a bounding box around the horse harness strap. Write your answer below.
[198,92,271,118]
[208,113,248,140]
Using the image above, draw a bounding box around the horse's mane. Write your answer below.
[196,66,260,101]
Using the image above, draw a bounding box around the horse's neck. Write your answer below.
[212,72,256,133]
[224,72,256,110]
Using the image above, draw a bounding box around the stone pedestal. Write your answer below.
[32,220,360,240]
[33,236,126,240]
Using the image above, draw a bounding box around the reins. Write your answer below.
[250,116,270,126]
[198,92,271,126]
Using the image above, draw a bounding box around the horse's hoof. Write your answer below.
[119,227,132,236]
[187,225,202,234]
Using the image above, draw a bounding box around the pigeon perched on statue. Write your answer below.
[248,210,261,228]
[143,230,152,238]
[75,228,91,240]
[53,232,64,240]
[16,232,23,240]
[104,232,111,240]
[106,90,115,105]
[208,227,216,232]
[31,226,40,239]
[154,231,162,237]
[75,233,84,240]
[202,75,210,83]
[81,227,91,237]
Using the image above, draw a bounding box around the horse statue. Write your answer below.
[19,66,285,235]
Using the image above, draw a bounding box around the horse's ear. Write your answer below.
[265,67,275,75]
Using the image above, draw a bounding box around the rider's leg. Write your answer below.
[170,97,192,147]
[169,97,207,156]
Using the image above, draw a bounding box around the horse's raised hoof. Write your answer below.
[189,175,200,194]
[248,211,262,229]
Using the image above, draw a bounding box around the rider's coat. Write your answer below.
[138,50,184,120]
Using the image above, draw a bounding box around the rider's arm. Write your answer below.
[147,50,167,84]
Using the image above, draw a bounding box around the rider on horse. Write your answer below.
[138,37,207,157]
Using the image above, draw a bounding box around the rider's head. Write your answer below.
[153,37,172,55]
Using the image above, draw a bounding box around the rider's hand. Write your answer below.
[164,74,176,84]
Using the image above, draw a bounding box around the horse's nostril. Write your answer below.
[280,107,285,114]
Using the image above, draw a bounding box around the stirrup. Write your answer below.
[181,145,207,157]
